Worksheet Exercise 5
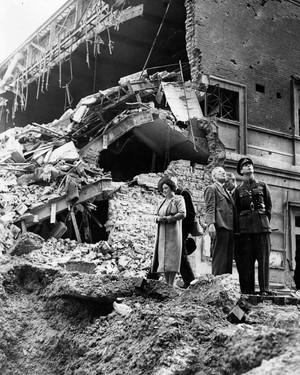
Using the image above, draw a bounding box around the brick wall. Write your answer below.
[185,0,300,134]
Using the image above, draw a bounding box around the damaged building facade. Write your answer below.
[0,0,300,287]
[185,0,300,286]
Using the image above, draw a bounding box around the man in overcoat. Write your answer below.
[233,157,272,295]
[204,166,235,275]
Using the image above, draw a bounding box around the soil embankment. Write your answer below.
[0,254,299,375]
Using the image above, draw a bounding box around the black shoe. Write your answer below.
[260,291,274,296]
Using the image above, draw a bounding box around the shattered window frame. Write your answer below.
[201,76,247,154]
[204,84,240,122]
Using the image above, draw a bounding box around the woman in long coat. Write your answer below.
[151,178,186,287]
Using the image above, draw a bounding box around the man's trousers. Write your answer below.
[212,228,234,276]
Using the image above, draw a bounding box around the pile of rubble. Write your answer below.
[0,115,111,254]
[0,69,215,265]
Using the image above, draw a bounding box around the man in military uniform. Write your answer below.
[233,158,272,295]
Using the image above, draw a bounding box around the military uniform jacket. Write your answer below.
[233,179,272,234]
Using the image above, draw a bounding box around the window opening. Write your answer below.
[295,216,300,227]
[205,85,239,121]
[291,78,300,136]
[290,207,300,270]
[298,88,300,133]
[256,83,265,93]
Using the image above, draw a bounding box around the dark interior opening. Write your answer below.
[98,133,166,181]
[203,85,240,121]
[256,83,265,93]
[28,200,109,244]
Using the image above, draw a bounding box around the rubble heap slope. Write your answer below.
[0,254,299,375]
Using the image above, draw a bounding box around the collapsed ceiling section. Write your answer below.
[0,66,213,246]
[0,0,189,130]
[76,69,209,178]
[0,0,225,248]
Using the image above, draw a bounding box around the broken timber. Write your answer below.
[0,1,144,98]
[15,178,112,229]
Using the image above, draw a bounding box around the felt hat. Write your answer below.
[237,157,253,176]
[157,176,178,192]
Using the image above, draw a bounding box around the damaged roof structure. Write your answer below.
[0,65,218,279]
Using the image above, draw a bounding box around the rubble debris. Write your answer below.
[65,260,97,274]
[227,305,246,324]
[10,232,44,256]
[0,68,226,259]
[0,262,299,375]
[134,277,147,290]
[113,301,133,316]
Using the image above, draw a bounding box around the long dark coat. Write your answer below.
[151,195,186,273]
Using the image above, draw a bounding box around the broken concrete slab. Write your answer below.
[65,260,97,274]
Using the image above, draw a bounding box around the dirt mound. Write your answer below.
[0,260,299,375]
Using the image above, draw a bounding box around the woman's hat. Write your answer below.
[157,176,178,192]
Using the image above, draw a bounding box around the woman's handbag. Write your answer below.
[186,238,197,255]
[190,218,203,237]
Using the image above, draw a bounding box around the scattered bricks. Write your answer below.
[48,221,68,239]
[15,203,28,216]
[227,305,246,324]
[11,150,26,163]
[134,277,147,290]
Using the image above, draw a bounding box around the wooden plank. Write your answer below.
[15,178,112,228]
[70,210,81,243]
[50,202,57,224]
[21,220,27,233]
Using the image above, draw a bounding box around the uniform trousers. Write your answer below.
[211,227,234,276]
[235,232,270,294]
